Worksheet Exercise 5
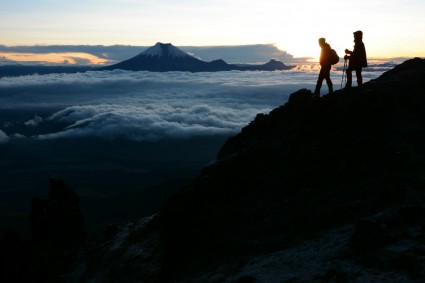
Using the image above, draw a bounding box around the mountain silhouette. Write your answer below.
[101,42,293,72]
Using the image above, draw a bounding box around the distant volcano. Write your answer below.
[101,42,293,72]
[142,42,193,59]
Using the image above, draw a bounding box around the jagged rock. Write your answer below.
[30,178,86,281]
[287,88,313,104]
[0,178,87,282]
[81,215,163,283]
[31,178,86,247]
[351,217,393,254]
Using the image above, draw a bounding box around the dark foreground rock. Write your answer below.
[0,178,86,282]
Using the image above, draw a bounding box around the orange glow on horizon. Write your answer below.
[0,52,109,65]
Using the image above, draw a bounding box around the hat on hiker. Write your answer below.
[353,30,363,37]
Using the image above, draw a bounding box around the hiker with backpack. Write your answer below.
[314,38,339,96]
[344,30,367,88]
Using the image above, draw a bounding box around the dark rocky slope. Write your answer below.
[159,58,425,281]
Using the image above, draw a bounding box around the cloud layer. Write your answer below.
[0,130,9,143]
[0,65,393,142]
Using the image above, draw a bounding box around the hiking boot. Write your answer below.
[313,85,321,96]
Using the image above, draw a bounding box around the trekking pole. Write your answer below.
[341,59,347,89]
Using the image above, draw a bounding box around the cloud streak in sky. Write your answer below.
[0,51,109,65]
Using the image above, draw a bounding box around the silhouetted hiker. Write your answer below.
[314,38,334,96]
[344,30,367,88]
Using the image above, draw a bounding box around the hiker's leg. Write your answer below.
[327,81,333,93]
[324,66,333,93]
[345,68,352,88]
[356,68,363,86]
[314,68,325,95]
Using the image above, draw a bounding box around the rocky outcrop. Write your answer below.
[31,178,86,247]
[159,58,425,280]
[80,215,163,283]
[0,178,86,282]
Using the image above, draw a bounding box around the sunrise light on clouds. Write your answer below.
[0,52,109,65]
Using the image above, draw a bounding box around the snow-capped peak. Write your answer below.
[142,42,190,58]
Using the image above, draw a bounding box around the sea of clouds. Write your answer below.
[0,63,395,142]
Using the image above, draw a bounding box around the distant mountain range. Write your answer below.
[100,42,294,72]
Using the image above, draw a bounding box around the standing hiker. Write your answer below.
[344,30,367,88]
[314,38,334,96]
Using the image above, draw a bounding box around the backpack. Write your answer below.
[330,49,339,65]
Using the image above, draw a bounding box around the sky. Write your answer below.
[1,0,424,59]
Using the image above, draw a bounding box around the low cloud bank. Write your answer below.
[0,64,394,142]
[1,70,298,141]
[33,103,259,141]
[0,130,9,143]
